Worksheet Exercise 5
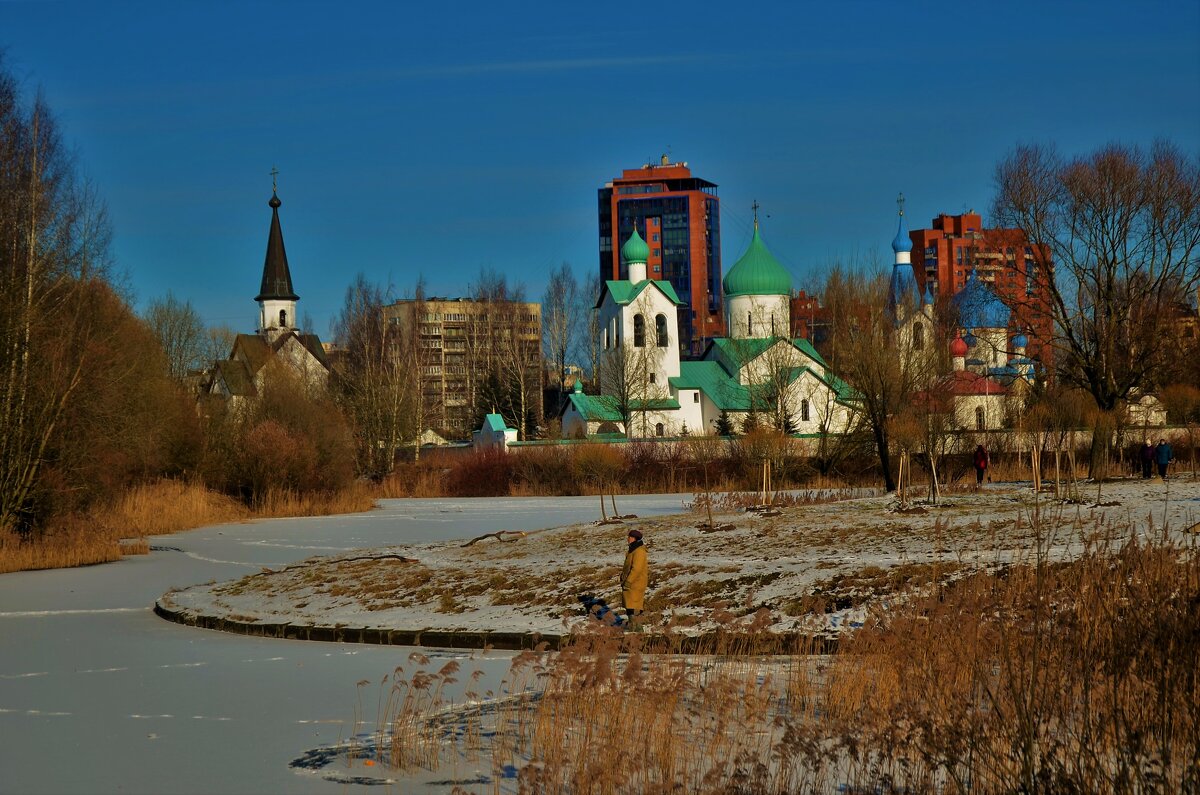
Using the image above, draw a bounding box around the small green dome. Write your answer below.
[621,226,649,265]
[722,225,792,297]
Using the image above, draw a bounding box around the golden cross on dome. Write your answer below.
[270,165,279,193]
[897,192,906,216]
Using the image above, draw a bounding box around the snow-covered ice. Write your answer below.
[0,494,687,794]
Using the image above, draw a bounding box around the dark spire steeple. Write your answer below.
[255,188,299,302]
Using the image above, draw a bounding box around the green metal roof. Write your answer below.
[707,337,827,370]
[596,279,684,308]
[620,226,649,264]
[668,360,751,411]
[676,339,855,412]
[483,413,514,433]
[722,225,793,297]
[566,392,682,422]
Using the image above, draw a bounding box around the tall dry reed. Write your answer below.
[353,526,1197,794]
[251,482,377,517]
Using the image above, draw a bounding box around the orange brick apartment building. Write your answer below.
[598,157,725,355]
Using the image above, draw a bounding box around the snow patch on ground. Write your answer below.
[161,478,1200,640]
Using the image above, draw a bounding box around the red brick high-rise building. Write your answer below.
[598,157,724,355]
[909,211,1053,367]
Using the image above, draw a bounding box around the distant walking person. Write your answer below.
[972,444,989,488]
[1155,439,1174,480]
[621,529,648,622]
[1140,440,1154,479]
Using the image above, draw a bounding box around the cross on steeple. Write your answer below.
[897,192,906,217]
[270,165,279,193]
[752,200,760,229]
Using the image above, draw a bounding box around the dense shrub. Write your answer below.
[445,449,514,497]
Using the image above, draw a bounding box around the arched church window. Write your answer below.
[912,322,924,351]
[655,314,668,347]
[655,422,664,437]
[603,327,609,350]
[975,405,986,431]
[279,309,288,327]
[801,399,810,422]
[633,314,646,347]
[747,312,753,336]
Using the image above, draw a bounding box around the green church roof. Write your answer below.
[722,224,793,297]
[708,337,828,371]
[596,279,684,308]
[566,392,682,423]
[621,226,650,264]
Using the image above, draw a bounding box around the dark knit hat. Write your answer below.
[627,529,643,541]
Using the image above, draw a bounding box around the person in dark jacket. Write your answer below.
[620,529,648,621]
[1140,440,1154,479]
[972,444,989,488]
[1155,439,1174,480]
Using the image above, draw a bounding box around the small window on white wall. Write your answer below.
[649,372,656,384]
[693,392,699,403]
[801,399,810,422]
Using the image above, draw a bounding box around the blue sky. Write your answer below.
[3,0,1198,338]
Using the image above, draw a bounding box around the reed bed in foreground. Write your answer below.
[353,528,1198,794]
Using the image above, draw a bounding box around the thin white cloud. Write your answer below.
[391,53,708,78]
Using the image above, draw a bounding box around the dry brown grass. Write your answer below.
[107,478,248,535]
[0,520,124,573]
[0,478,382,574]
[349,527,1198,794]
[252,482,377,517]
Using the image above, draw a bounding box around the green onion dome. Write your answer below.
[621,226,649,265]
[722,224,793,297]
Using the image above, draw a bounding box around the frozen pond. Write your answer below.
[0,495,688,794]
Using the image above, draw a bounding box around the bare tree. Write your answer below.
[331,274,418,480]
[542,261,578,415]
[821,267,937,492]
[993,141,1200,474]
[201,325,238,364]
[145,292,208,379]
[0,61,115,533]
[581,273,604,389]
[466,268,541,439]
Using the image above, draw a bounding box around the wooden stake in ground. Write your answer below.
[928,452,940,504]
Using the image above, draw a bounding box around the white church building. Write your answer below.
[561,218,858,438]
[886,202,1035,431]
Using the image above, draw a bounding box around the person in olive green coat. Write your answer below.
[621,529,648,618]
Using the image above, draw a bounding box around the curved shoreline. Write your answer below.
[153,597,561,650]
[153,596,837,654]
